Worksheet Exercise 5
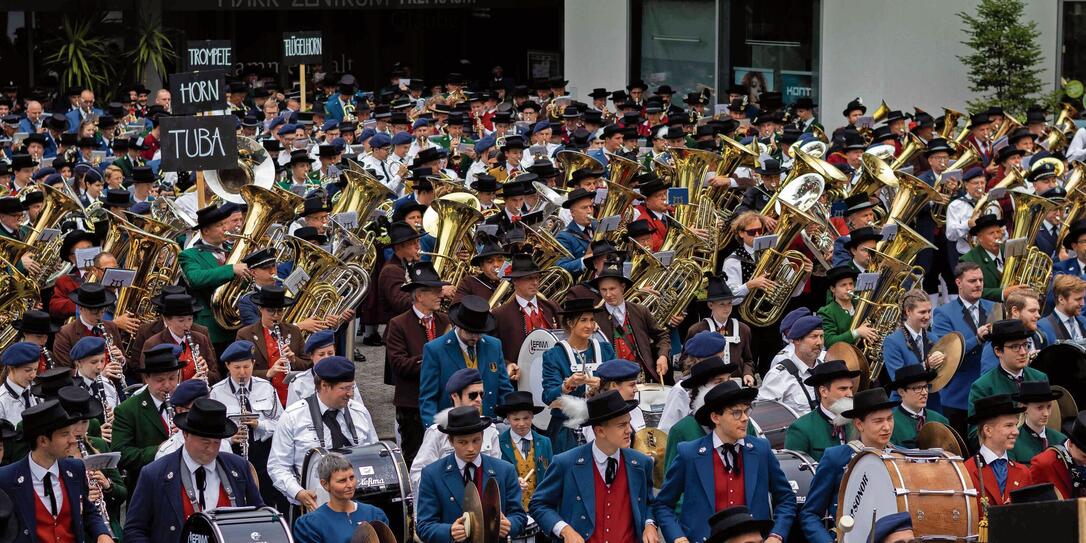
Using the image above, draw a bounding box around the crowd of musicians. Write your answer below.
[3,66,1086,543]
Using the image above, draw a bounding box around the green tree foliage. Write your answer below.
[958,0,1045,115]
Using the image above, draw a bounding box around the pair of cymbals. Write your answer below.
[917,421,969,457]
[461,477,502,543]
[350,521,396,543]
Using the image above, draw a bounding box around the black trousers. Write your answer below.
[395,407,424,467]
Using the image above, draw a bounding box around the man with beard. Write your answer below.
[783,360,859,461]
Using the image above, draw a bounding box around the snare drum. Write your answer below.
[508,516,540,543]
[182,506,291,543]
[836,448,977,543]
[300,441,412,543]
[774,449,817,505]
[637,384,671,428]
[749,400,800,449]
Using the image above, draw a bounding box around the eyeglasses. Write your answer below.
[743,228,764,236]
[726,407,753,419]
[1002,342,1030,352]
[905,384,932,393]
[264,308,286,315]
[466,391,483,400]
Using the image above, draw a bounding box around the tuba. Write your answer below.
[22,185,83,286]
[333,163,394,232]
[786,147,849,201]
[940,107,964,140]
[1000,188,1058,295]
[554,150,604,187]
[488,226,572,309]
[0,253,40,352]
[882,171,945,228]
[603,152,643,188]
[970,165,1026,222]
[851,152,900,202]
[210,184,304,330]
[112,222,182,343]
[591,180,641,243]
[989,112,1022,144]
[1058,161,1086,247]
[201,136,276,204]
[738,200,817,326]
[889,132,925,170]
[421,192,484,286]
[538,265,574,305]
[283,235,370,326]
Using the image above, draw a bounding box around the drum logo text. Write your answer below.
[188,534,209,543]
[848,473,869,516]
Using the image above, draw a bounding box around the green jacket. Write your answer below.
[967,366,1048,442]
[1011,424,1067,465]
[958,246,1004,302]
[784,408,853,461]
[818,300,857,348]
[112,387,170,491]
[890,405,949,449]
[179,245,237,343]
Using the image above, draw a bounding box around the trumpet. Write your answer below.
[76,438,113,537]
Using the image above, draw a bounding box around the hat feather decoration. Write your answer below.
[560,395,589,429]
[691,384,713,423]
[433,407,453,430]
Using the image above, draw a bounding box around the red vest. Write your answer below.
[713,447,745,511]
[263,328,289,404]
[635,205,667,252]
[587,458,635,543]
[180,483,231,519]
[34,477,75,543]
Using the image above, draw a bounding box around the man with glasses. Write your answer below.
[889,364,948,449]
[967,319,1049,441]
[655,381,796,543]
[980,288,1047,373]
[65,89,103,132]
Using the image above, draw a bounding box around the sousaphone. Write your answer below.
[202,136,276,204]
[929,332,964,393]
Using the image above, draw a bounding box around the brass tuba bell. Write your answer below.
[202,136,276,204]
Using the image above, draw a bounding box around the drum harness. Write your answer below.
[558,339,603,375]
[180,457,238,511]
[305,395,361,449]
[777,358,818,411]
[703,318,740,367]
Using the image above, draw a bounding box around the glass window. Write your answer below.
[1064,1,1086,85]
[639,0,717,99]
[727,0,818,108]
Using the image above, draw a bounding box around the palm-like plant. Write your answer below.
[127,11,177,84]
[44,13,116,96]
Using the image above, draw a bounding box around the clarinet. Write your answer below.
[271,323,290,370]
[42,347,55,370]
[163,392,176,434]
[236,384,251,460]
[77,438,113,537]
[93,375,114,427]
[184,330,207,381]
[95,323,126,396]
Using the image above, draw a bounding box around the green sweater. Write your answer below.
[1011,424,1067,465]
[818,300,857,349]
[967,366,1048,442]
[179,245,238,343]
[784,408,854,461]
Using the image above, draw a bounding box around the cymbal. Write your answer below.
[462,480,485,543]
[827,342,869,390]
[482,478,502,542]
[349,523,378,543]
[369,521,397,543]
[1052,385,1078,433]
[930,332,964,393]
[917,421,966,457]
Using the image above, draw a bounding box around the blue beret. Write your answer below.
[391,132,411,146]
[2,342,41,367]
[871,512,912,543]
[962,166,985,181]
[277,123,297,136]
[130,201,152,215]
[268,116,286,130]
[370,133,391,148]
[43,173,64,187]
[359,128,377,143]
[786,315,823,340]
[221,340,255,364]
[412,118,430,129]
[474,137,495,154]
[304,329,336,355]
[779,307,812,336]
[596,359,640,382]
[321,119,339,131]
[313,355,354,382]
[532,122,551,135]
[445,368,482,395]
[69,337,106,362]
[78,164,103,183]
[32,167,56,181]
[170,379,210,407]
[684,330,726,358]
[330,137,347,152]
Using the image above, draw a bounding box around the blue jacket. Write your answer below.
[800,443,857,543]
[66,108,104,132]
[529,444,656,541]
[882,329,941,411]
[419,330,514,427]
[555,221,591,274]
[1036,225,1059,262]
[415,454,526,543]
[324,99,347,123]
[654,434,796,543]
[16,118,36,135]
[930,298,994,410]
[1037,311,1086,344]
[238,291,261,327]
[0,456,110,543]
[1049,258,1086,316]
[123,449,263,543]
[540,341,616,405]
[831,234,852,267]
[498,428,554,485]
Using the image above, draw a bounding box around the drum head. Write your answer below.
[522,329,563,430]
[301,448,332,509]
[183,507,291,543]
[837,451,901,543]
[929,332,964,393]
[917,422,966,457]
[749,400,800,450]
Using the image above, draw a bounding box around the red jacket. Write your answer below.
[964,454,1032,506]
[1029,448,1073,499]
[49,272,81,319]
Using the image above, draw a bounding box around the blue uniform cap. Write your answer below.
[684,330,727,358]
[32,167,56,181]
[330,137,347,152]
[445,368,483,395]
[412,118,430,129]
[786,315,823,340]
[779,307,812,336]
[359,128,377,143]
[130,201,152,215]
[221,340,255,364]
[313,355,355,383]
[170,379,210,407]
[474,137,495,154]
[532,122,550,135]
[304,329,336,355]
[595,359,640,382]
[268,116,286,130]
[69,337,106,362]
[370,133,392,148]
[277,123,297,136]
[2,342,41,367]
[871,512,912,543]
[321,119,339,132]
[391,132,412,146]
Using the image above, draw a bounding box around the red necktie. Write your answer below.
[524,303,547,331]
[510,214,521,222]
[422,315,435,341]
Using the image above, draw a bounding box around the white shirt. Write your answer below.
[0,379,37,425]
[1054,308,1084,341]
[722,244,757,300]
[657,380,691,433]
[209,376,282,441]
[757,356,819,415]
[29,456,63,515]
[604,301,627,326]
[946,196,978,254]
[268,396,379,503]
[409,418,500,496]
[985,249,1003,271]
[181,446,221,511]
[77,374,120,410]
[150,393,171,431]
[1067,127,1086,163]
[712,432,747,465]
[284,369,364,408]
[978,444,1010,466]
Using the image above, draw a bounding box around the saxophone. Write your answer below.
[77,438,113,537]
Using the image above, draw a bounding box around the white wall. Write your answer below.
[819,0,1059,120]
[563,0,630,104]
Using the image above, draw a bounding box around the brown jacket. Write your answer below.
[491,297,560,365]
[593,301,670,381]
[685,317,755,378]
[127,319,210,362]
[138,328,221,382]
[375,255,412,323]
[236,322,311,378]
[453,274,499,305]
[53,319,123,368]
[384,308,451,408]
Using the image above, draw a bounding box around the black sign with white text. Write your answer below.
[169,70,227,115]
[184,40,234,70]
[159,115,238,171]
[282,31,323,65]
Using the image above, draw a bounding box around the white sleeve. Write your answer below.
[656,384,690,433]
[268,410,303,504]
[945,199,971,242]
[722,256,750,298]
[350,403,379,445]
[410,426,443,497]
[756,368,787,403]
[486,430,502,459]
[1068,128,1086,163]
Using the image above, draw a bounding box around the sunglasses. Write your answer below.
[743,228,764,236]
[466,391,483,401]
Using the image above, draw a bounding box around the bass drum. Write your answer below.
[749,400,800,450]
[300,441,412,543]
[836,448,977,543]
[508,516,540,543]
[1032,341,1086,420]
[775,449,817,505]
[182,506,291,543]
[519,328,610,430]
